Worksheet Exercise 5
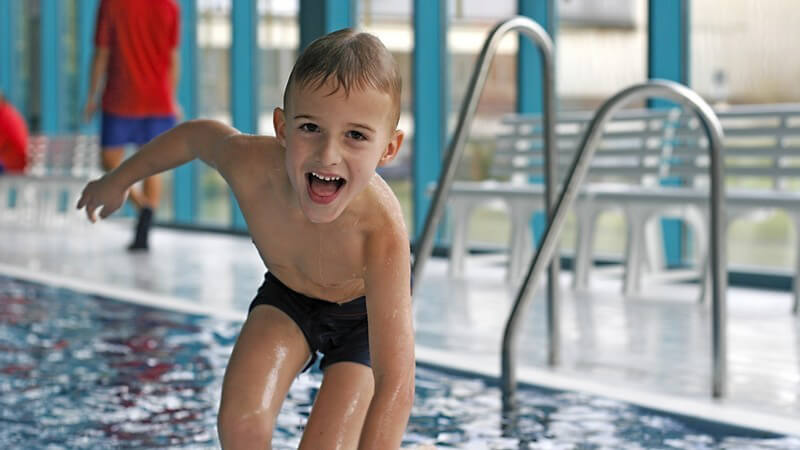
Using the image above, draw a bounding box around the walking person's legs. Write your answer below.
[100,113,176,250]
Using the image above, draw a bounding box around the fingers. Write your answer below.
[76,191,99,223]
[84,203,96,223]
[98,205,114,219]
[76,187,90,209]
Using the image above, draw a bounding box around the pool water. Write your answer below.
[1,276,798,449]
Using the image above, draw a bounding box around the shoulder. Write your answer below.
[360,175,409,256]
[216,134,284,188]
[218,134,283,171]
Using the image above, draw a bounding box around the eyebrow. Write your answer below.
[293,114,376,133]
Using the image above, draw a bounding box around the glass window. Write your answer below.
[196,0,233,227]
[62,0,80,133]
[691,0,800,270]
[448,1,519,249]
[358,0,414,232]
[258,0,298,136]
[442,1,648,254]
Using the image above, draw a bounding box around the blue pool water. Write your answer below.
[0,275,798,449]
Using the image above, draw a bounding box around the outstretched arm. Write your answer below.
[77,119,239,221]
[83,47,109,122]
[360,225,415,448]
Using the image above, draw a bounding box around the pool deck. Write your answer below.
[1,219,798,436]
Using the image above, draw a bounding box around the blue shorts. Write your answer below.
[248,272,370,372]
[101,113,177,149]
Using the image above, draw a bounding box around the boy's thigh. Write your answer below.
[299,362,374,449]
[219,305,311,424]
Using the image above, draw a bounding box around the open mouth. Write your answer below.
[306,171,347,204]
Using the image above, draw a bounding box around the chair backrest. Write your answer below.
[493,104,800,192]
[671,104,800,191]
[492,107,686,188]
[26,134,101,178]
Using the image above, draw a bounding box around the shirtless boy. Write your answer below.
[77,29,414,449]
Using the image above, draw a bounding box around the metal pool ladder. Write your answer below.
[411,15,561,364]
[411,17,728,432]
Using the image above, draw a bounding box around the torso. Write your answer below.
[223,134,399,303]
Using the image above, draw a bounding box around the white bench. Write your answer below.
[445,104,800,312]
[0,135,101,229]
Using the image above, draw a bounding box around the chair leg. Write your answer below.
[683,207,710,304]
[644,216,665,276]
[623,209,646,297]
[448,201,471,278]
[573,206,597,290]
[508,206,534,284]
[794,215,800,315]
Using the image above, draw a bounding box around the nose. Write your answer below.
[316,137,342,166]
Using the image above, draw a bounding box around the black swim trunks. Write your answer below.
[248,272,370,372]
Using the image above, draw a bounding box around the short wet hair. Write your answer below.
[283,28,402,128]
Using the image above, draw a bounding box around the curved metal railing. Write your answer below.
[500,81,728,425]
[411,15,562,362]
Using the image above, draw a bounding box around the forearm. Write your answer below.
[171,50,181,92]
[87,50,108,102]
[358,377,414,449]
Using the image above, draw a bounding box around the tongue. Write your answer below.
[310,177,339,197]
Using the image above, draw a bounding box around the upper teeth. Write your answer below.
[312,172,341,182]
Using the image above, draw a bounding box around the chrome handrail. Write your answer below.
[411,15,560,360]
[501,81,727,425]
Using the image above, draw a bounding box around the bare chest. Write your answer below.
[247,207,368,301]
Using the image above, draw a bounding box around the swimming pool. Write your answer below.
[1,275,798,449]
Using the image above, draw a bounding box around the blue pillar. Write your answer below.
[517,0,556,115]
[41,0,64,134]
[79,0,100,134]
[0,1,20,110]
[649,0,690,267]
[230,0,258,229]
[412,0,447,239]
[174,0,198,224]
[518,0,557,246]
[299,0,355,51]
[648,0,689,103]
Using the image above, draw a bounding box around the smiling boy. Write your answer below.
[77,29,414,449]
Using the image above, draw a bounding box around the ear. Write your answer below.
[378,129,405,167]
[273,107,287,147]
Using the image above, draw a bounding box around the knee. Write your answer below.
[217,406,274,449]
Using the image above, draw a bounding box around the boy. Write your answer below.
[77,29,415,449]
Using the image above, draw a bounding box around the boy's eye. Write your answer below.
[299,123,319,133]
[346,130,367,141]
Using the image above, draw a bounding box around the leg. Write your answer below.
[101,147,145,208]
[299,362,374,449]
[217,305,312,450]
[135,115,175,210]
[140,174,162,209]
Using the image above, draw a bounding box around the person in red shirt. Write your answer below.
[83,0,181,251]
[0,90,29,174]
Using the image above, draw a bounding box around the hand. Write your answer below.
[83,98,98,123]
[76,176,129,223]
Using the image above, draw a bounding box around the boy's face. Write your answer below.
[274,80,403,224]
